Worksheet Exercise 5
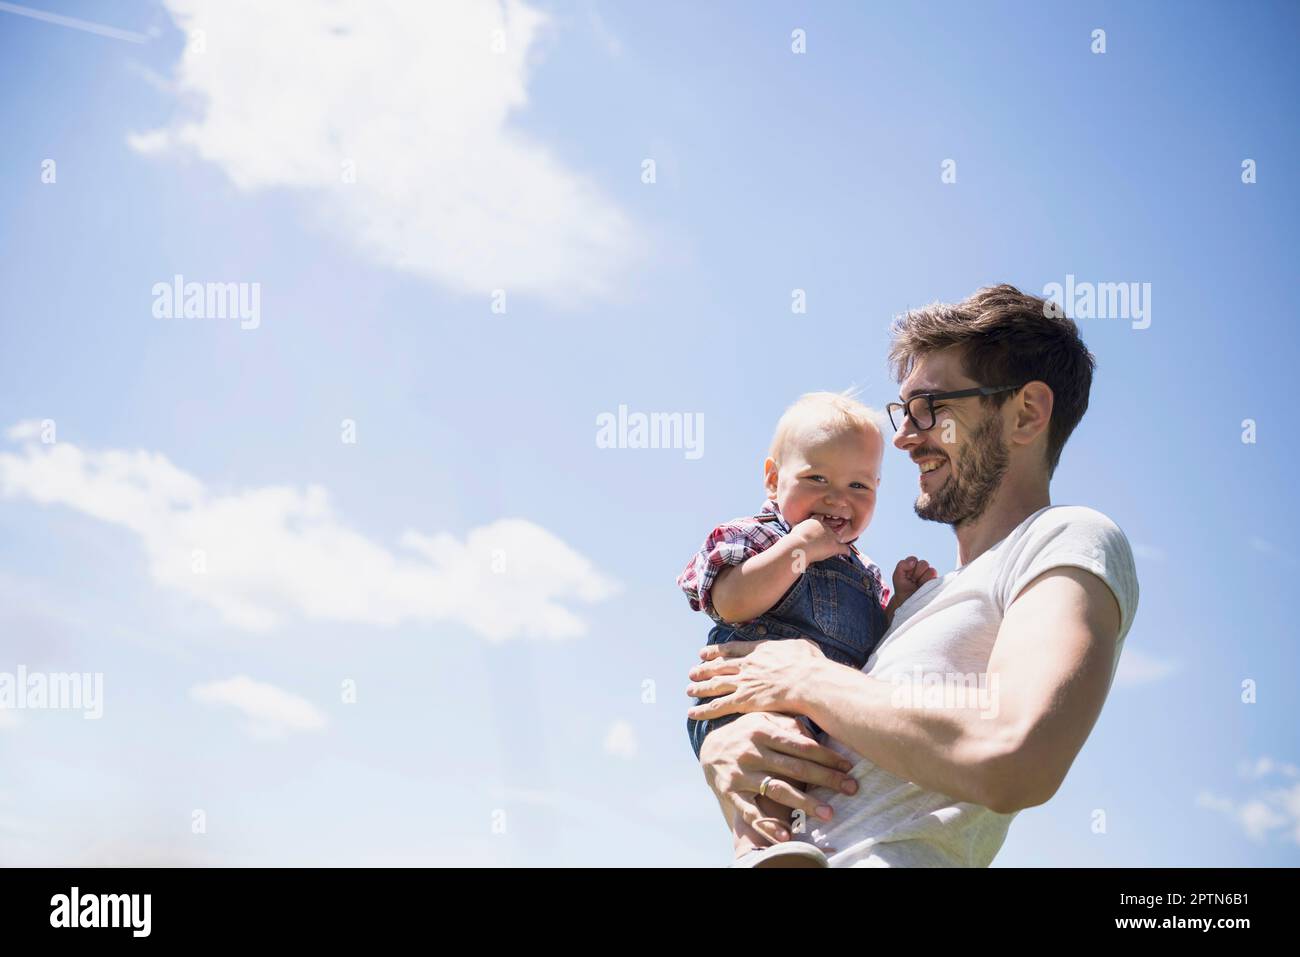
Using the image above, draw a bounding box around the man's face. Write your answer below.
[892,349,1009,527]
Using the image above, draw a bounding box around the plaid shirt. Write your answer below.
[677,499,891,622]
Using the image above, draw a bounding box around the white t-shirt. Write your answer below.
[803,505,1139,867]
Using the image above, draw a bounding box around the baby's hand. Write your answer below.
[891,555,937,604]
[790,517,852,565]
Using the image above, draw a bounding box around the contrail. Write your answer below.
[0,1,149,44]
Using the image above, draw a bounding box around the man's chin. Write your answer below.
[914,493,939,521]
[914,492,959,525]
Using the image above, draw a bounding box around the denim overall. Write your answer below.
[686,545,889,758]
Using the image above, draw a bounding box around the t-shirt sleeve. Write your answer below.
[997,506,1139,640]
[677,520,770,618]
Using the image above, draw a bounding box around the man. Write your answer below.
[686,284,1138,867]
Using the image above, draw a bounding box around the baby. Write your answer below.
[677,391,934,865]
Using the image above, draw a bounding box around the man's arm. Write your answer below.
[793,565,1122,814]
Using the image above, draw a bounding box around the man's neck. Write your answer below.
[952,470,1051,567]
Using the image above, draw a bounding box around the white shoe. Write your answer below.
[731,841,829,868]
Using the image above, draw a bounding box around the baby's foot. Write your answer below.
[730,841,829,868]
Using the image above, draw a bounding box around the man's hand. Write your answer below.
[697,712,858,844]
[687,638,827,720]
[789,517,852,565]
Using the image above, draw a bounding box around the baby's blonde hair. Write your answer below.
[768,390,884,463]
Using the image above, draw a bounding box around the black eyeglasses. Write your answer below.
[886,385,1025,432]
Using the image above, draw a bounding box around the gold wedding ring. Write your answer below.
[759,775,774,798]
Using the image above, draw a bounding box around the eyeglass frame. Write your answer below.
[886,384,1026,433]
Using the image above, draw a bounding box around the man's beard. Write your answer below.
[914,414,1009,527]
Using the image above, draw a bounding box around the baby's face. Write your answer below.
[766,426,883,543]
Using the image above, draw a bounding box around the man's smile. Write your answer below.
[913,452,949,489]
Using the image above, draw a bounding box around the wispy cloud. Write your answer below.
[128,0,636,304]
[190,675,327,738]
[1132,544,1165,562]
[1239,756,1300,780]
[1196,784,1300,845]
[1113,647,1179,688]
[0,1,148,43]
[603,719,637,759]
[1197,756,1300,846]
[0,423,619,640]
[1249,537,1295,564]
[583,2,623,57]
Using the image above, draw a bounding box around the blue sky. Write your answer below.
[1,0,1297,866]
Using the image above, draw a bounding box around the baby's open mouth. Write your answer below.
[814,513,849,533]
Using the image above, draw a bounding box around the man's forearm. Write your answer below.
[793,660,1022,810]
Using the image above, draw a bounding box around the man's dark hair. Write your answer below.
[888,284,1096,475]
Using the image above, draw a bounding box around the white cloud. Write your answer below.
[1197,784,1300,846]
[1240,756,1300,780]
[0,423,618,640]
[1132,544,1165,562]
[603,719,637,759]
[1198,758,1300,846]
[129,0,635,303]
[190,675,327,738]
[1113,647,1178,688]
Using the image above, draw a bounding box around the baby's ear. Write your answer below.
[763,456,780,492]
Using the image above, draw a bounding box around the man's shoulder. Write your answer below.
[1022,504,1128,542]
[1006,504,1137,575]
[1004,504,1139,632]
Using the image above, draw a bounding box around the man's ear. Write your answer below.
[1011,381,1054,449]
[763,457,780,497]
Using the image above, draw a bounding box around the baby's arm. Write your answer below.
[885,555,937,623]
[711,519,849,624]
